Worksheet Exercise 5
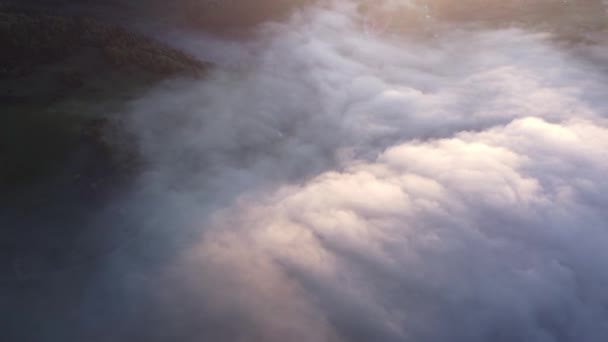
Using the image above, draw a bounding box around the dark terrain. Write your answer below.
[0,6,211,286]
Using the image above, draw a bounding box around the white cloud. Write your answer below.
[193,117,608,341]
[90,1,608,341]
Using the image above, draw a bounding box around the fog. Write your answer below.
[4,1,608,341]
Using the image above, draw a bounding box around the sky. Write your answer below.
[4,1,608,341]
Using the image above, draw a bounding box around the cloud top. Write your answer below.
[15,2,608,341]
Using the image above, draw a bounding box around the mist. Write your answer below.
[3,1,608,341]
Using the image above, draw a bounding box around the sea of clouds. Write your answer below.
[16,1,608,341]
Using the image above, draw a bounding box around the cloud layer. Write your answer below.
[194,117,608,341]
[10,1,608,341]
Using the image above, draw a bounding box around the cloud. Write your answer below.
[185,114,608,341]
[6,1,608,341]
[98,2,608,341]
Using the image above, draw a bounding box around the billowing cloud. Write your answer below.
[7,1,608,341]
[192,116,608,341]
[98,2,608,341]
